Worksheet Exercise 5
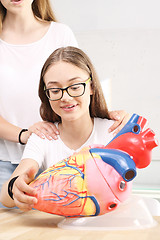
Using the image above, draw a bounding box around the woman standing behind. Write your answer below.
[0,0,78,190]
[0,0,129,192]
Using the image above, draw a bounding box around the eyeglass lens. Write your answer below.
[46,83,85,101]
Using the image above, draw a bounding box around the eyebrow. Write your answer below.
[46,77,83,87]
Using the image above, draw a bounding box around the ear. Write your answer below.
[90,82,93,95]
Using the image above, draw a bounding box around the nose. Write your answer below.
[61,89,73,101]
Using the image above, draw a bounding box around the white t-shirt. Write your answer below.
[0,22,78,163]
[22,118,115,170]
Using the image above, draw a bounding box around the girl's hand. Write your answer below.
[108,110,131,135]
[28,121,59,141]
[12,168,38,212]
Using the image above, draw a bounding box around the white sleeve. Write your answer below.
[53,23,78,48]
[21,133,45,168]
[62,24,78,47]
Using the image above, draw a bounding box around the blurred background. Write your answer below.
[51,0,160,200]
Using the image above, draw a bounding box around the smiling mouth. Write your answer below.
[62,104,77,110]
[11,0,22,3]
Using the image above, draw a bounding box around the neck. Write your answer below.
[59,115,94,150]
[3,9,37,33]
[1,9,50,44]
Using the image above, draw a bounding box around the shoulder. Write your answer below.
[23,133,56,160]
[94,117,115,130]
[26,133,47,148]
[28,133,43,142]
[50,22,74,34]
[49,22,78,47]
[86,118,115,146]
[27,130,62,151]
[93,118,115,144]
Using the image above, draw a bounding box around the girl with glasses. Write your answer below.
[0,46,129,210]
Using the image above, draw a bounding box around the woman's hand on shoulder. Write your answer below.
[28,121,59,141]
[12,168,37,212]
[108,110,131,135]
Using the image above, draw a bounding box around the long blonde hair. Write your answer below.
[0,0,56,32]
[39,46,110,123]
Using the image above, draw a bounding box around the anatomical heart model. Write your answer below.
[29,114,158,217]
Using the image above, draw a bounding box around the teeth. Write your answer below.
[66,105,74,109]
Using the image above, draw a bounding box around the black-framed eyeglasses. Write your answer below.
[44,77,91,101]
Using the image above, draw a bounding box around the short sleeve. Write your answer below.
[61,24,78,47]
[21,133,45,168]
[51,22,78,48]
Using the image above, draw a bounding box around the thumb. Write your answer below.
[25,168,37,184]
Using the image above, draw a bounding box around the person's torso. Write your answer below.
[22,118,114,170]
[0,22,78,163]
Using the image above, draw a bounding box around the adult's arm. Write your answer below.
[0,116,59,144]
[0,116,28,142]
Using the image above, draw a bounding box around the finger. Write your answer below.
[31,128,46,139]
[113,125,125,136]
[45,122,60,135]
[37,128,58,140]
[14,196,36,212]
[25,168,37,183]
[29,122,59,140]
[108,120,123,133]
[14,180,36,197]
[15,189,37,206]
[109,111,121,120]
[44,131,58,141]
[123,114,131,124]
[108,111,131,133]
[13,186,37,211]
[42,122,59,140]
[33,123,59,140]
[38,128,58,140]
[14,181,37,203]
[110,115,130,135]
[14,169,37,194]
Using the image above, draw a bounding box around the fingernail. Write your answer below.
[108,129,111,133]
[56,131,59,135]
[113,132,117,136]
[115,115,120,120]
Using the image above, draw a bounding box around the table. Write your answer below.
[0,208,160,240]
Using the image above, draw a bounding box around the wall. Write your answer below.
[52,0,160,193]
